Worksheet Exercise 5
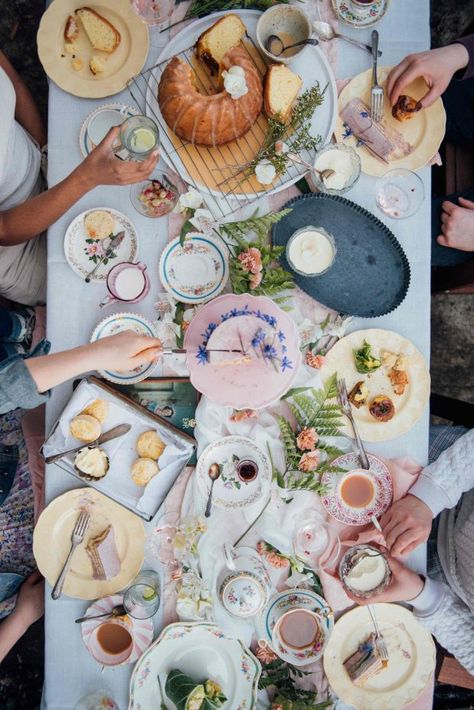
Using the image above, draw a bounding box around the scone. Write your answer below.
[392,94,422,122]
[70,414,101,442]
[81,398,108,423]
[74,447,109,479]
[136,430,165,460]
[369,395,395,422]
[131,457,159,486]
[84,210,115,240]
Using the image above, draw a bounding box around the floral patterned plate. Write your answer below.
[257,589,334,667]
[64,208,138,281]
[321,452,392,526]
[158,234,229,304]
[90,312,159,384]
[82,594,153,666]
[128,622,261,710]
[79,103,140,157]
[196,436,272,510]
[323,603,436,710]
[331,0,390,28]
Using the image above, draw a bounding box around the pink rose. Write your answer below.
[296,426,318,451]
[256,541,267,555]
[265,551,290,568]
[299,450,320,472]
[305,351,326,369]
[238,247,262,275]
[230,408,257,422]
[249,269,263,289]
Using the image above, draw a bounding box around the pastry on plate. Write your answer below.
[348,380,369,409]
[86,524,121,580]
[264,64,302,123]
[369,395,395,422]
[75,7,121,53]
[70,414,101,442]
[71,58,84,72]
[64,15,79,42]
[343,632,387,686]
[89,55,105,76]
[195,13,247,73]
[131,457,159,486]
[392,94,422,122]
[81,398,108,423]
[84,210,114,240]
[74,446,109,479]
[136,430,165,460]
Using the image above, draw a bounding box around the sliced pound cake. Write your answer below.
[75,7,121,53]
[264,64,303,123]
[196,14,247,73]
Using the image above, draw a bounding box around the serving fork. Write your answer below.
[337,378,383,534]
[367,604,389,664]
[51,511,90,600]
[370,30,384,123]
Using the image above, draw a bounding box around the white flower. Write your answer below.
[255,159,276,185]
[189,208,215,235]
[285,570,315,589]
[222,65,248,99]
[175,188,203,213]
[326,315,352,339]
[298,319,322,348]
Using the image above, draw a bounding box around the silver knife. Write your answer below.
[44,423,131,464]
[85,231,126,283]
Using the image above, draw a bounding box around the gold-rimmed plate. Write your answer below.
[33,488,145,599]
[335,67,446,176]
[37,0,149,98]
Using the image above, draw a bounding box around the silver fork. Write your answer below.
[367,604,389,663]
[51,511,90,600]
[370,30,384,123]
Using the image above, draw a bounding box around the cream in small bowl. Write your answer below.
[286,226,336,277]
[339,544,391,599]
[312,144,361,195]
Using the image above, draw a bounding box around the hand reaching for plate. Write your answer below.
[379,494,433,556]
[386,43,469,108]
[79,126,159,187]
[85,331,163,373]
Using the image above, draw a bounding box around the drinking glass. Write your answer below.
[293,512,341,571]
[130,0,169,26]
[375,168,425,219]
[123,570,161,619]
[74,691,118,710]
[115,115,160,161]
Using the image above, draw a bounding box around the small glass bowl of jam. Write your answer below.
[236,459,259,482]
[130,171,179,218]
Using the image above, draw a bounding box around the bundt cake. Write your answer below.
[264,64,302,123]
[158,46,263,147]
[196,14,247,74]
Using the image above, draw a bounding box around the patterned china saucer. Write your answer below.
[331,0,391,28]
[321,452,392,526]
[79,103,140,157]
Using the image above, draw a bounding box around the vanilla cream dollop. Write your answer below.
[345,552,387,593]
[314,148,355,190]
[222,65,248,100]
[287,229,335,275]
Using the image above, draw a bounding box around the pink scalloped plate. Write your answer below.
[81,594,153,666]
[321,453,392,526]
[184,294,301,409]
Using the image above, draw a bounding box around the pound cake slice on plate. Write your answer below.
[196,13,247,73]
[264,64,303,122]
[75,7,121,53]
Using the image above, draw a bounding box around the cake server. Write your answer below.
[44,423,131,465]
[85,231,125,283]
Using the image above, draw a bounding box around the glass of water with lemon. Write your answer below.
[123,570,161,619]
[116,115,160,161]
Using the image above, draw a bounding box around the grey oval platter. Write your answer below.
[272,193,410,317]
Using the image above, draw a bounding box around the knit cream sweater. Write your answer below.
[409,429,474,673]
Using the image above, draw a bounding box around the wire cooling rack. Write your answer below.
[126,35,312,219]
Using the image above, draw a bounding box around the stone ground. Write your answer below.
[0,1,474,708]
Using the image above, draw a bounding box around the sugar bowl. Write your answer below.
[217,544,271,618]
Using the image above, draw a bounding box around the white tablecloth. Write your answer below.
[43,1,432,707]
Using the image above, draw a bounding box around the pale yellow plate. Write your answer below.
[33,488,145,599]
[335,67,446,176]
[323,603,435,710]
[37,0,149,98]
[320,328,430,442]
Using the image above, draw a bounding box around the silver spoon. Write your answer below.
[286,151,335,183]
[204,463,220,518]
[266,34,319,57]
[75,603,126,624]
[313,21,382,56]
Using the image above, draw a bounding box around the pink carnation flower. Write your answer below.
[296,426,318,451]
[238,247,262,274]
[230,408,257,422]
[305,351,326,369]
[265,551,290,568]
[299,450,320,472]
[255,640,278,664]
[249,269,263,289]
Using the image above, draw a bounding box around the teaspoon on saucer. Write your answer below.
[265,34,319,57]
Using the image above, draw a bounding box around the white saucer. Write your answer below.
[79,103,140,157]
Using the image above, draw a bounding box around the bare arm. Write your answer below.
[0,127,158,247]
[0,50,46,146]
[0,572,44,664]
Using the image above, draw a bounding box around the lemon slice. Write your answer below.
[142,587,157,602]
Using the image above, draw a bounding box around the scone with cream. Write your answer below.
[84,210,115,240]
[74,447,109,479]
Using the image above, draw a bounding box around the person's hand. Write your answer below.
[379,494,433,556]
[12,571,44,629]
[386,43,469,108]
[83,330,163,373]
[346,555,425,605]
[437,197,474,252]
[78,126,159,188]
